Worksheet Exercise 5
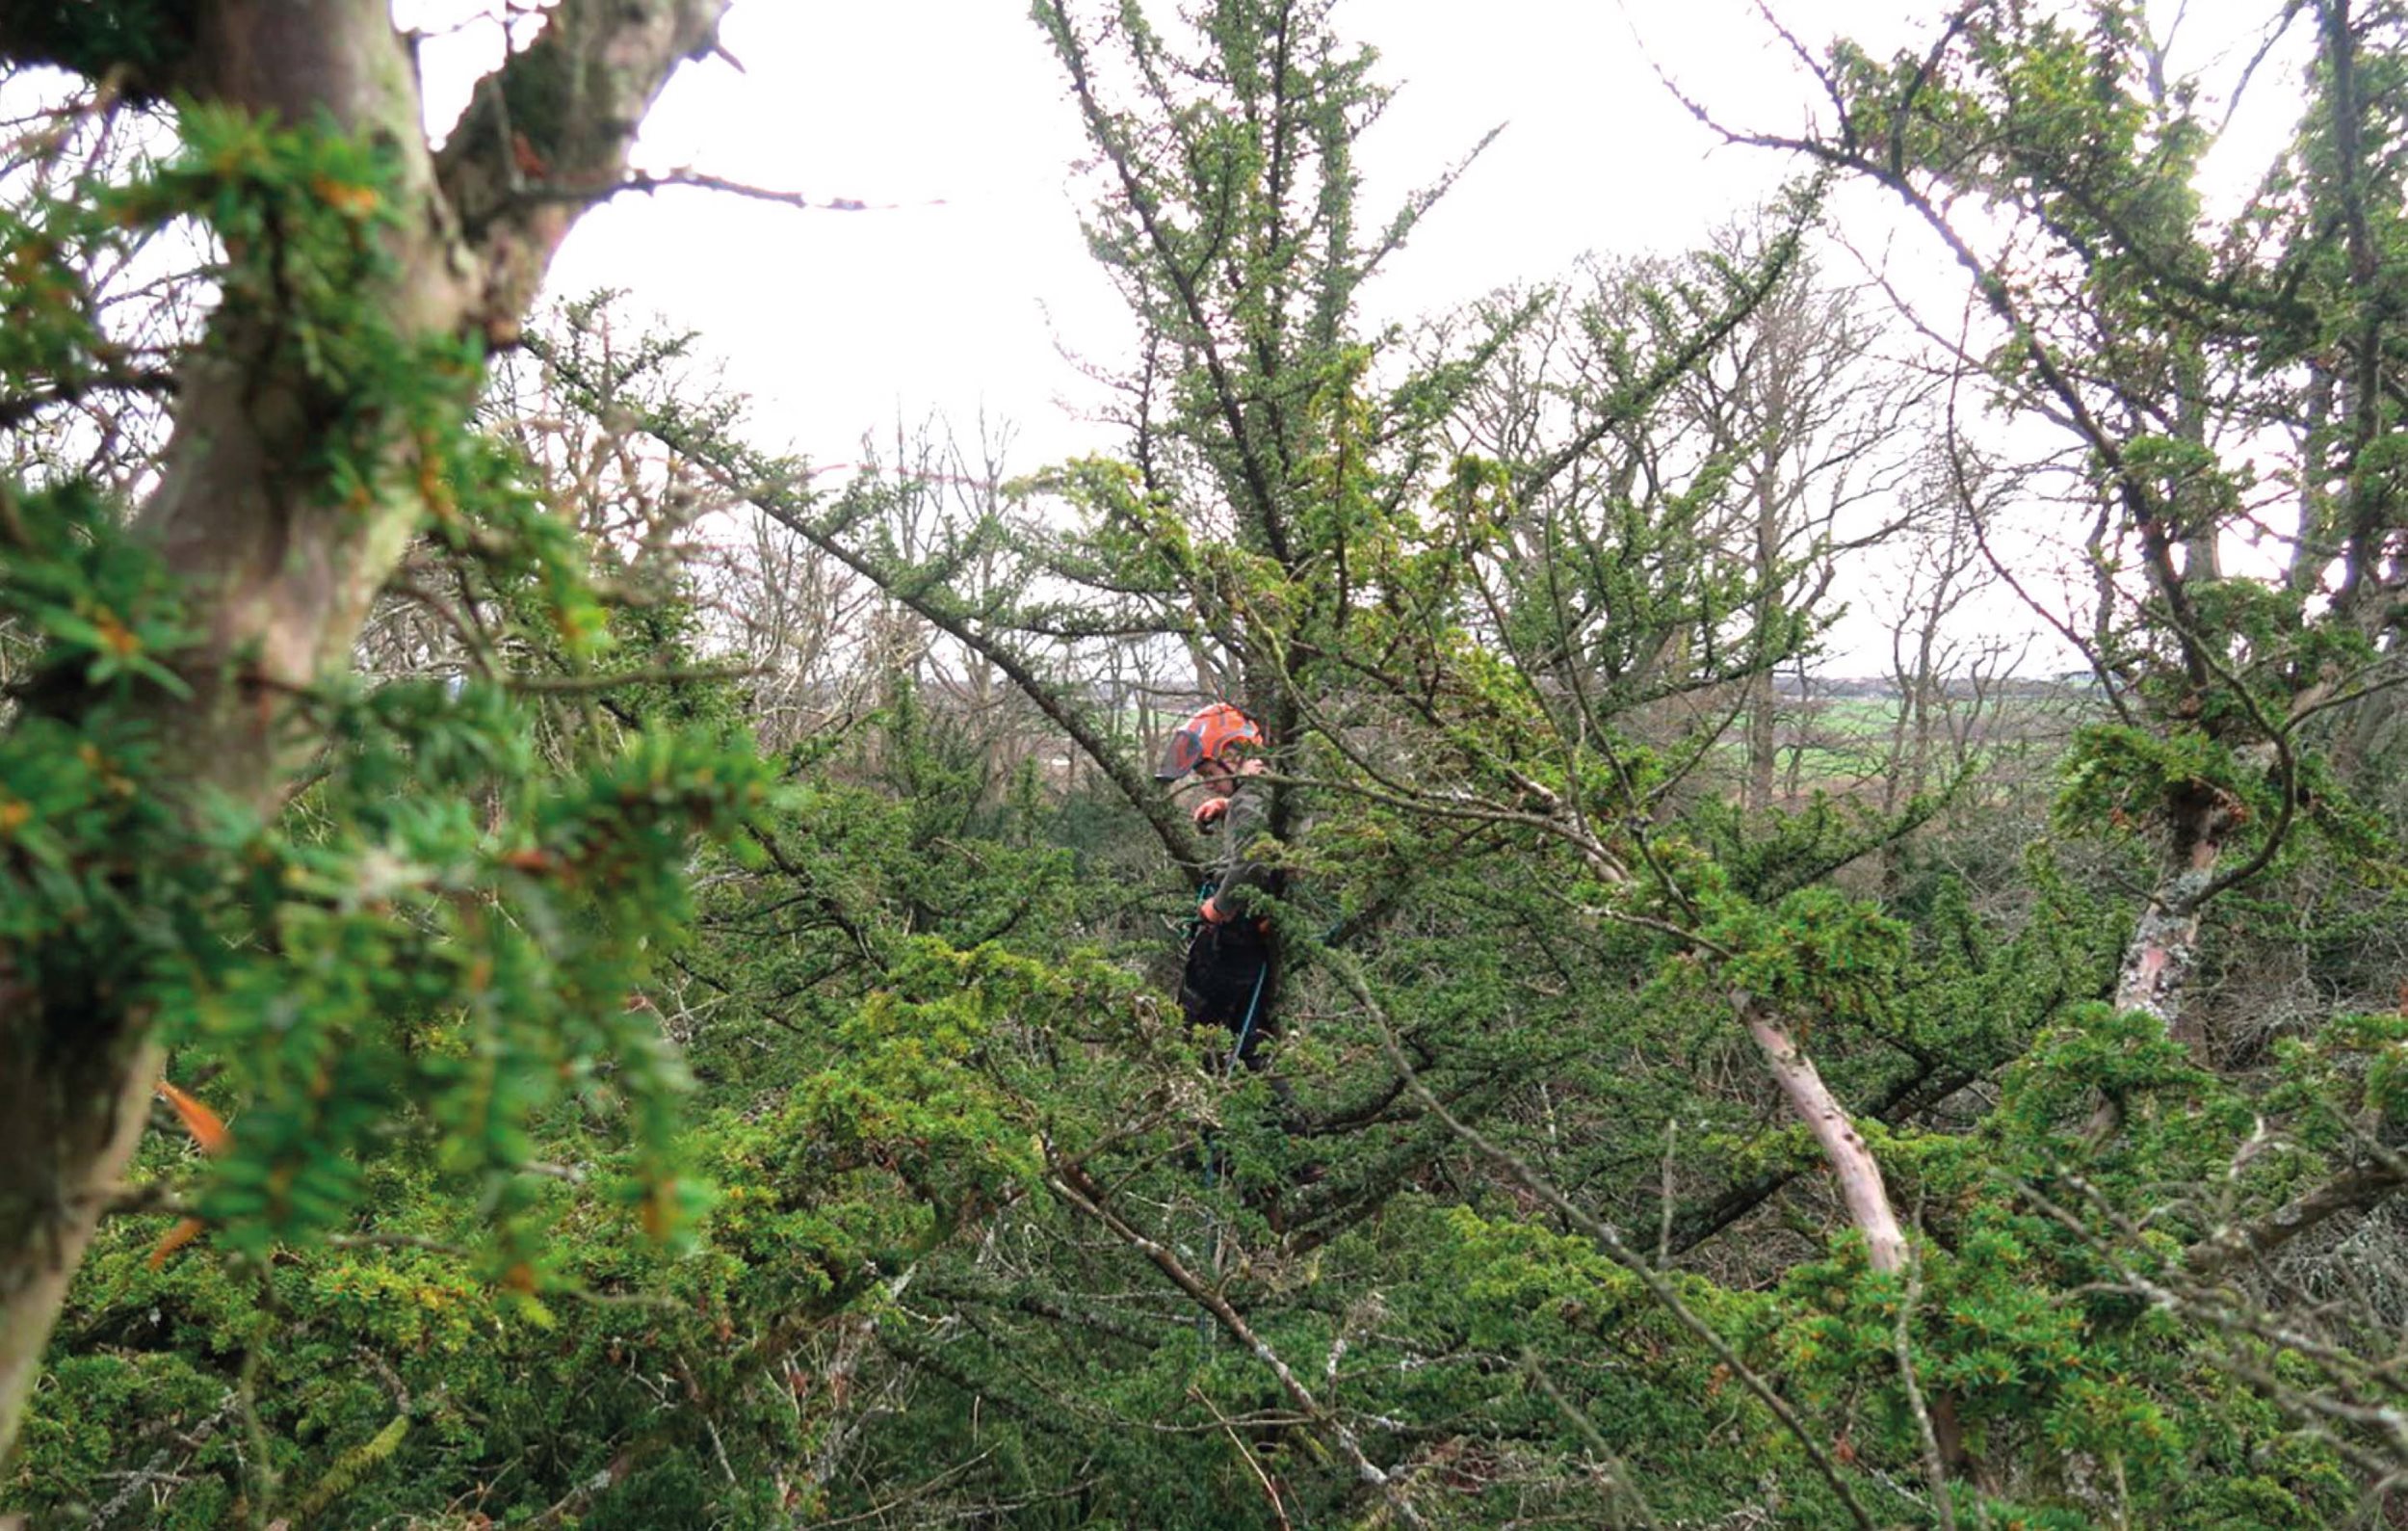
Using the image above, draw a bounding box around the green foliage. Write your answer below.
[0,88,781,1523]
[1705,884,1913,1021]
[2058,724,2256,838]
[17,3,2408,1527]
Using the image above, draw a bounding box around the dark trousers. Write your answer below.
[1181,919,1278,1074]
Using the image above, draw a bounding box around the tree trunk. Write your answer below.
[2113,787,2237,1051]
[0,0,729,1473]
[0,1021,159,1463]
[1745,454,1783,813]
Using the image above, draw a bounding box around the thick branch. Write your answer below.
[2186,1157,2408,1280]
[1668,1060,1972,1256]
[1739,997,1907,1275]
[436,0,734,343]
[1324,953,1880,1531]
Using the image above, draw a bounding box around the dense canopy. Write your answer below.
[5,2,2408,1527]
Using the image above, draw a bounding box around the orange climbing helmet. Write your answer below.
[1154,702,1263,781]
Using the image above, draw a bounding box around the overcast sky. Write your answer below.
[412,0,1949,467]
[404,0,2309,671]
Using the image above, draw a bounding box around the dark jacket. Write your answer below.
[1185,778,1284,1066]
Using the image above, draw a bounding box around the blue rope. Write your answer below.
[1198,937,1270,1348]
[1222,955,1269,1081]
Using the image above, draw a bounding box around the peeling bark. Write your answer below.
[2113,784,2238,1051]
[2113,867,2213,1034]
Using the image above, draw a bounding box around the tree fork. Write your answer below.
[0,0,730,1473]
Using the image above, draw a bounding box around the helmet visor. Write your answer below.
[1155,722,1207,781]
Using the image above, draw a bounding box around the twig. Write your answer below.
[517,168,949,214]
[1658,1116,1678,1269]
[500,663,764,694]
[1191,1385,1293,1531]
[94,1181,190,1218]
[1895,1222,1957,1531]
[1046,1159,1429,1529]
[1324,952,1879,1531]
[324,1231,468,1255]
[0,363,179,431]
[92,1393,237,1528]
[1521,1351,1662,1528]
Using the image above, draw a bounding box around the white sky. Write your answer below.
[404,0,2311,673]
[416,0,1942,468]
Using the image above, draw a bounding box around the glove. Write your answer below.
[1193,796,1230,833]
[1198,892,1269,933]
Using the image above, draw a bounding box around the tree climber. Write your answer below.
[1155,702,1284,1078]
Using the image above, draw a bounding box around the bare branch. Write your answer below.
[1323,951,1882,1531]
[1046,1158,1430,1529]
